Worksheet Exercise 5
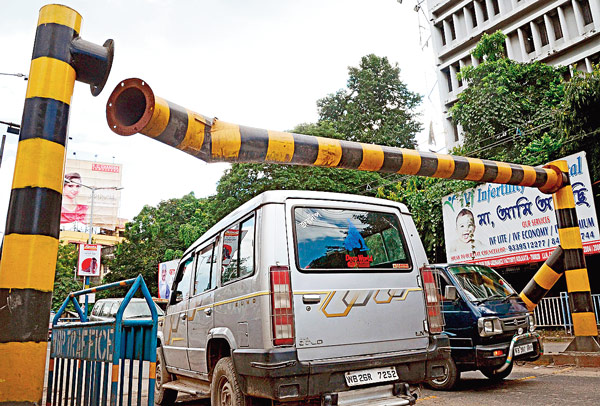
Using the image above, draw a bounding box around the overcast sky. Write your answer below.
[0,0,443,235]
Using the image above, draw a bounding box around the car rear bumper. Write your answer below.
[232,334,450,402]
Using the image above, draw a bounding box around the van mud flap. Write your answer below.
[325,383,417,406]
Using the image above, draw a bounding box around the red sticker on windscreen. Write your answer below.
[393,263,409,269]
[346,254,373,268]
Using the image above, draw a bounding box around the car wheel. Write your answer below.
[427,358,459,390]
[155,347,177,406]
[211,357,245,406]
[481,361,513,381]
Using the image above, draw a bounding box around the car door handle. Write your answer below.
[204,308,213,316]
[302,294,321,304]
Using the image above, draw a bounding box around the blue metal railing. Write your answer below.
[533,292,600,333]
[46,275,157,406]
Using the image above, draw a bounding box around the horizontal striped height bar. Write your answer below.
[0,341,48,403]
[519,246,564,310]
[106,78,566,194]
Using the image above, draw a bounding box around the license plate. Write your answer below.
[514,343,534,356]
[344,366,398,387]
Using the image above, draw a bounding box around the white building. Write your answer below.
[427,0,600,149]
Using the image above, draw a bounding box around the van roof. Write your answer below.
[184,190,410,256]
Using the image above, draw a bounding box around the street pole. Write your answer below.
[83,188,95,317]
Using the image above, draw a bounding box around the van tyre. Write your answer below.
[481,361,513,381]
[212,357,245,406]
[427,358,459,390]
[155,347,177,405]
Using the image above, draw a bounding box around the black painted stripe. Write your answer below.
[451,156,471,180]
[480,160,499,183]
[338,143,363,169]
[508,164,525,184]
[563,248,586,270]
[31,23,76,63]
[5,187,62,238]
[556,208,578,227]
[546,246,565,274]
[194,123,213,161]
[535,170,548,188]
[291,133,319,165]
[416,152,439,177]
[379,146,404,173]
[522,279,547,304]
[19,97,69,146]
[0,289,52,343]
[238,126,269,162]
[569,291,594,313]
[156,101,188,148]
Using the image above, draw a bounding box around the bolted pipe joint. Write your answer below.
[70,37,114,96]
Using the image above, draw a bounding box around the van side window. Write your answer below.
[194,242,215,295]
[171,257,194,304]
[221,215,255,284]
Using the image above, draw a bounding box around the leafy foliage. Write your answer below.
[317,54,422,149]
[51,243,81,311]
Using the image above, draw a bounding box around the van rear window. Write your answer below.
[294,207,410,271]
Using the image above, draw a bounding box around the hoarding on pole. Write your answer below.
[158,260,179,300]
[442,152,600,267]
[77,244,101,277]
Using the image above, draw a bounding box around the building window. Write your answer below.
[550,12,563,39]
[579,0,594,25]
[454,63,463,88]
[448,17,457,41]
[479,0,489,22]
[442,67,453,93]
[453,123,459,142]
[522,24,535,54]
[437,22,446,46]
[466,3,477,28]
[538,19,549,46]
[491,0,500,15]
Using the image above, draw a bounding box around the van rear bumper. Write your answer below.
[232,335,450,402]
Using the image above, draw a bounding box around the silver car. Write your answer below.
[89,298,164,322]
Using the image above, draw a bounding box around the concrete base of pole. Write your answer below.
[564,336,600,352]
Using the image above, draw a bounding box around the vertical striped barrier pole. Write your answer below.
[519,246,564,311]
[551,160,600,351]
[0,5,113,404]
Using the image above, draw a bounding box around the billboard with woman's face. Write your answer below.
[61,159,123,230]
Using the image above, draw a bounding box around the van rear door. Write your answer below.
[286,199,429,362]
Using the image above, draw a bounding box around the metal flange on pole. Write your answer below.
[0,5,113,404]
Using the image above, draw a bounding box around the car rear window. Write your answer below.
[294,207,410,271]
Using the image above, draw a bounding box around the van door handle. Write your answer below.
[204,308,212,316]
[302,294,321,304]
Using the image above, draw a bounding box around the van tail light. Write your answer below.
[420,267,445,334]
[270,266,295,346]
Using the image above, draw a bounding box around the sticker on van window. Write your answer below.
[346,254,373,268]
[393,263,409,269]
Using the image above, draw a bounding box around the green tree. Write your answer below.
[51,242,80,311]
[317,54,422,149]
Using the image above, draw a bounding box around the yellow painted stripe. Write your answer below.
[149,362,156,379]
[0,341,47,402]
[399,149,421,174]
[0,234,59,291]
[143,96,170,138]
[433,154,455,178]
[553,186,575,209]
[565,268,591,292]
[211,121,241,159]
[520,166,537,186]
[465,157,485,181]
[314,137,342,167]
[358,143,384,171]
[112,364,120,382]
[572,312,599,336]
[495,162,512,184]
[533,264,562,290]
[519,292,536,311]
[12,138,65,193]
[266,131,294,162]
[558,227,582,249]
[26,57,76,105]
[38,4,82,33]
[178,110,206,154]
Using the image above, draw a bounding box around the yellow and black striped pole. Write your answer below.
[0,5,113,404]
[520,246,564,311]
[551,160,600,351]
[106,78,565,194]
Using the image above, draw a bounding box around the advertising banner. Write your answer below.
[61,159,123,230]
[442,152,600,267]
[77,244,101,277]
[158,260,179,300]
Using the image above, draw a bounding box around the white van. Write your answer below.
[156,190,449,406]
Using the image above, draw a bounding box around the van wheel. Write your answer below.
[155,347,177,405]
[481,362,513,381]
[212,357,245,406]
[427,358,459,390]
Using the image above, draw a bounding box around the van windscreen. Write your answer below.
[294,207,410,271]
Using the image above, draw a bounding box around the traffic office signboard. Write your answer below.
[442,152,600,267]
